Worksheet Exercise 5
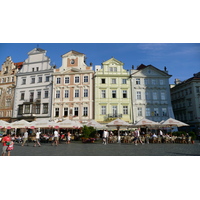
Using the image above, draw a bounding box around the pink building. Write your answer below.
[52,50,94,123]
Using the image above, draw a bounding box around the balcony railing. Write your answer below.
[107,114,122,118]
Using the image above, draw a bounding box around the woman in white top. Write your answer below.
[34,130,41,147]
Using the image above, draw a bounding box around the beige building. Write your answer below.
[0,57,23,122]
[52,50,94,123]
[170,72,200,132]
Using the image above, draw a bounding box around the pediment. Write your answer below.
[28,48,46,55]
[102,57,124,66]
[62,50,85,58]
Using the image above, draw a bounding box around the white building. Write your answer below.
[130,64,175,123]
[12,48,54,121]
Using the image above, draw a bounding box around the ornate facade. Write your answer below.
[12,48,54,121]
[130,64,175,123]
[94,58,132,123]
[52,50,94,123]
[0,57,22,122]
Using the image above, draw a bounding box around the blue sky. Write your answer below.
[0,43,199,84]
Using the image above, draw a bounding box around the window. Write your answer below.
[144,79,149,85]
[109,67,113,72]
[112,90,117,98]
[136,91,141,100]
[188,99,192,106]
[137,107,142,116]
[75,90,79,98]
[84,76,88,83]
[0,88,2,95]
[56,77,61,84]
[24,105,30,114]
[22,78,26,85]
[21,93,25,100]
[7,88,12,94]
[136,78,141,85]
[6,99,11,107]
[161,92,166,100]
[71,59,75,64]
[75,76,79,83]
[38,76,42,83]
[152,79,156,85]
[122,90,127,98]
[146,108,151,117]
[64,90,69,98]
[18,105,23,115]
[162,108,167,116]
[196,86,200,93]
[43,103,48,114]
[35,104,40,114]
[122,79,127,84]
[101,90,106,98]
[46,76,50,82]
[56,90,60,98]
[101,79,106,84]
[145,91,150,100]
[153,92,158,100]
[36,67,39,71]
[44,90,49,98]
[65,77,69,84]
[37,91,41,99]
[32,68,35,72]
[83,107,88,116]
[84,89,88,97]
[74,107,78,116]
[112,106,118,117]
[111,79,116,84]
[31,77,35,84]
[160,79,164,85]
[154,108,159,116]
[64,107,68,116]
[101,106,106,115]
[30,92,34,102]
[55,108,59,117]
[123,106,128,115]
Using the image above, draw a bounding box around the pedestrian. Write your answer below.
[21,129,29,146]
[1,133,12,156]
[133,128,144,145]
[52,129,59,146]
[34,130,41,147]
[66,131,71,144]
[102,129,109,145]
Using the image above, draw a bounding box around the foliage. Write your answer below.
[82,125,96,138]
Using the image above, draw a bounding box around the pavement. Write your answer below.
[8,140,200,156]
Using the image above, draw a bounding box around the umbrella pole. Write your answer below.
[117,126,121,143]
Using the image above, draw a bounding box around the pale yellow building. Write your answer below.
[94,58,132,124]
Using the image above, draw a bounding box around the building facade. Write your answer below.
[94,58,132,123]
[170,72,200,132]
[52,50,94,123]
[0,57,22,122]
[12,48,54,121]
[130,64,174,123]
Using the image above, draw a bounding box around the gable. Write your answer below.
[132,65,171,78]
[28,48,46,55]
[102,57,124,66]
[62,50,85,58]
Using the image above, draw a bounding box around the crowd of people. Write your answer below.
[1,128,196,156]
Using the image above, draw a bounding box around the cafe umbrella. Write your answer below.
[106,118,131,143]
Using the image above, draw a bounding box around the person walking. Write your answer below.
[66,131,71,144]
[1,133,12,156]
[133,128,144,145]
[34,130,41,147]
[21,129,29,146]
[52,129,59,146]
[102,129,109,145]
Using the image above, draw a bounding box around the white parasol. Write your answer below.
[106,118,131,143]
[86,120,104,129]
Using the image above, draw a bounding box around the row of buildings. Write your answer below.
[0,47,199,132]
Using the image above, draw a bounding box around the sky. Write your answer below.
[0,43,199,84]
